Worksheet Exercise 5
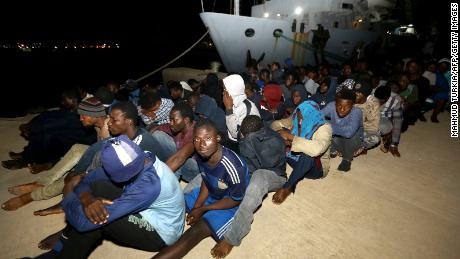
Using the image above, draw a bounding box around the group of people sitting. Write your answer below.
[1,55,451,259]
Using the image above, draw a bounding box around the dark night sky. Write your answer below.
[0,1,251,45]
[0,1,448,43]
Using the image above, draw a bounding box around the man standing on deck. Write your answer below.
[312,24,330,65]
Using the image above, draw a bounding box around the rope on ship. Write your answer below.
[277,33,348,62]
[134,28,210,83]
[132,1,208,84]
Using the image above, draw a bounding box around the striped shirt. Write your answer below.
[139,98,174,126]
[196,147,249,201]
[380,93,403,145]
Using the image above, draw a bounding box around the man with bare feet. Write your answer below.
[2,97,108,212]
[271,100,332,204]
[31,101,161,251]
[152,121,249,259]
[28,135,184,258]
[2,88,97,173]
[36,100,158,215]
[210,115,286,258]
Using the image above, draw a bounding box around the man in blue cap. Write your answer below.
[33,135,185,259]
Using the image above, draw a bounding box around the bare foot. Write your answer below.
[380,144,389,153]
[8,151,23,160]
[211,239,234,259]
[8,182,43,195]
[29,162,54,174]
[272,187,292,205]
[2,193,33,211]
[34,203,63,216]
[38,230,63,250]
[353,147,365,157]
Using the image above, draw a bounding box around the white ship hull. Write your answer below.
[200,12,379,73]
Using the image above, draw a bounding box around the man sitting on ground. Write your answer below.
[3,88,97,173]
[210,115,287,258]
[138,91,174,130]
[321,89,363,172]
[375,82,403,157]
[31,135,185,259]
[152,120,249,259]
[223,74,260,154]
[271,100,332,203]
[2,97,109,211]
[353,81,381,153]
[167,80,193,104]
[151,102,199,182]
[18,101,161,251]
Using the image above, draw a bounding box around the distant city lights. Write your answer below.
[1,41,122,50]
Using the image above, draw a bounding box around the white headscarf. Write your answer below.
[223,74,260,140]
[223,74,247,107]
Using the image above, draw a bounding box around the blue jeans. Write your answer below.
[151,131,199,182]
[284,153,323,191]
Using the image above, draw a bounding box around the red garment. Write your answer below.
[261,84,283,110]
[158,121,196,149]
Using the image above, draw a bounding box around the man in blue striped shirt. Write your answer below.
[152,120,250,259]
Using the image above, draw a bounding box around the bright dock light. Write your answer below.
[294,7,302,15]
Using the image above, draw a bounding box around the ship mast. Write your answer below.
[234,0,240,16]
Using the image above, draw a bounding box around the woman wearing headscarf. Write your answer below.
[271,100,332,204]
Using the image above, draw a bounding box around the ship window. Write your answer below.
[245,28,255,37]
[273,29,283,37]
[334,21,339,28]
[342,3,353,10]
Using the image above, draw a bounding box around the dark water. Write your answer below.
[0,44,222,117]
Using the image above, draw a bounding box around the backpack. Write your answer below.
[236,99,252,141]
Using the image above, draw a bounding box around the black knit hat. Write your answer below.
[353,80,373,97]
[77,97,106,117]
